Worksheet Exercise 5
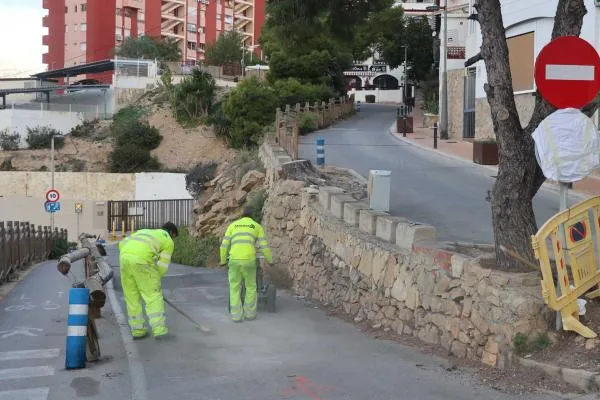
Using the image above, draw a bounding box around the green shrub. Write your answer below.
[115,120,163,150]
[230,119,264,149]
[25,126,64,150]
[208,101,232,141]
[298,112,319,135]
[223,77,278,147]
[0,129,20,150]
[49,238,69,259]
[245,189,267,224]
[112,106,148,134]
[108,143,161,172]
[272,78,335,108]
[172,227,219,267]
[170,70,216,124]
[69,119,100,138]
[185,161,218,199]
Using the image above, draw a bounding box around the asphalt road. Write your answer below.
[299,104,577,243]
[0,248,577,400]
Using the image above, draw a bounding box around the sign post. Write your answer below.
[533,35,600,331]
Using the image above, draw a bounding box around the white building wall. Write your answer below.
[466,0,600,100]
[134,173,192,200]
[0,109,85,147]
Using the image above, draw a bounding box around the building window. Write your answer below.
[199,43,205,50]
[507,31,535,92]
[187,23,197,32]
[81,4,87,12]
[225,15,232,24]
[65,6,68,13]
[188,6,197,17]
[80,42,87,51]
[116,8,121,16]
[80,23,87,31]
[138,11,144,21]
[74,5,77,12]
[187,41,197,50]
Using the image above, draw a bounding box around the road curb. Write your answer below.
[387,123,589,202]
[518,357,600,392]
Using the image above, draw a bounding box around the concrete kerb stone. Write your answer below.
[319,186,346,211]
[344,201,369,227]
[518,357,600,393]
[396,222,436,250]
[359,209,389,235]
[376,215,409,243]
[330,194,359,219]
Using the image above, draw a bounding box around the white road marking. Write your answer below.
[106,279,148,400]
[0,366,55,381]
[0,349,59,361]
[0,327,43,339]
[0,387,49,400]
[546,64,595,81]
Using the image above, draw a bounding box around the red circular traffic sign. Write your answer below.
[46,189,60,202]
[534,36,600,109]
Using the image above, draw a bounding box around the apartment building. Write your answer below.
[42,0,266,81]
[448,0,600,141]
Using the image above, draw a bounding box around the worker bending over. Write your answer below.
[220,206,273,322]
[119,222,178,339]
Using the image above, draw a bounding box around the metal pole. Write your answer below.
[51,136,55,232]
[440,2,449,140]
[554,181,572,331]
[403,46,408,104]
[433,122,438,149]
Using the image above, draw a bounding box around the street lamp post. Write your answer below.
[401,45,408,104]
[50,134,63,232]
[427,2,449,140]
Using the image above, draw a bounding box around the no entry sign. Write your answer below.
[534,36,600,109]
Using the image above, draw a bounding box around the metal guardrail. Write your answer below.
[0,221,67,283]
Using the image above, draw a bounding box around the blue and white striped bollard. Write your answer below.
[65,287,89,369]
[316,137,325,167]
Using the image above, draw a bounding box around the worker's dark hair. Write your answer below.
[161,222,179,237]
[242,205,254,219]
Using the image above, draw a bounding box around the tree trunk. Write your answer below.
[474,0,589,268]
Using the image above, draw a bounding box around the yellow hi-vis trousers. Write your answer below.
[120,255,168,337]
[228,259,257,321]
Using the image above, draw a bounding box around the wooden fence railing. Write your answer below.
[275,96,355,159]
[0,221,67,283]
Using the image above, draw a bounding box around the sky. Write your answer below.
[0,0,47,78]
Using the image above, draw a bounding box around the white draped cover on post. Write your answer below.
[532,108,600,183]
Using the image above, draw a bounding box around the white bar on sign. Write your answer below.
[546,64,595,81]
[0,349,59,361]
[68,304,88,315]
[67,326,87,336]
[0,366,55,381]
[0,388,49,400]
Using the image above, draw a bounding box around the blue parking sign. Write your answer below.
[44,201,61,213]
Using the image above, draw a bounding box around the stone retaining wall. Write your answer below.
[260,142,547,368]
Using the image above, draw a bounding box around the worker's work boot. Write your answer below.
[132,330,148,340]
[154,332,176,341]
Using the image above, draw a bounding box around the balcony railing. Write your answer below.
[447,46,466,60]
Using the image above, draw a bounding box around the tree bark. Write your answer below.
[475,0,590,268]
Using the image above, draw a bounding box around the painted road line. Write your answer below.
[0,366,55,381]
[0,349,59,362]
[0,387,49,400]
[106,279,149,400]
[546,64,595,81]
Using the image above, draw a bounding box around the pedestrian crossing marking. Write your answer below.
[0,366,55,381]
[0,349,59,361]
[0,387,49,400]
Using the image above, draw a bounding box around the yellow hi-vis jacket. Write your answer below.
[220,217,273,265]
[119,228,175,276]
